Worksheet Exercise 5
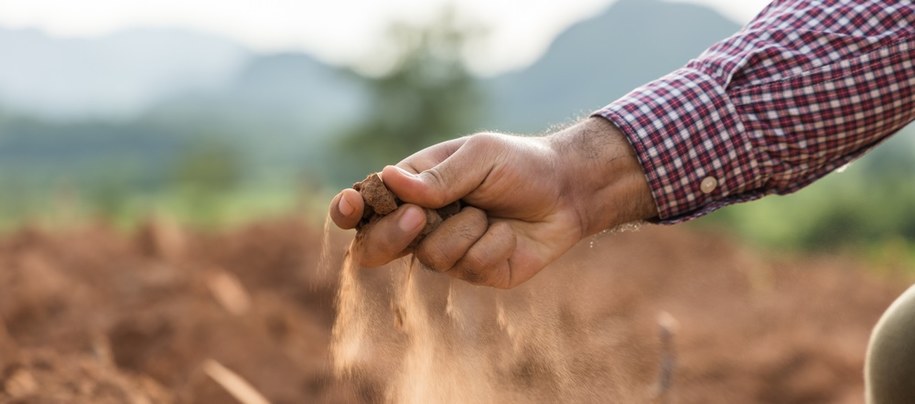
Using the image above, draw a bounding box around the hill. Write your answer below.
[485,0,740,131]
[0,27,247,118]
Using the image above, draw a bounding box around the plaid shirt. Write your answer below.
[594,0,915,223]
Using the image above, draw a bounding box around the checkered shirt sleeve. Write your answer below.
[593,0,915,223]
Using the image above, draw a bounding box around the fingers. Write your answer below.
[331,137,469,229]
[352,204,427,268]
[337,184,521,288]
[452,221,516,288]
[382,134,499,208]
[396,137,467,175]
[415,207,488,272]
[329,188,364,229]
[420,219,517,288]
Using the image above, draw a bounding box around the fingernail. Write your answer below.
[338,196,354,216]
[398,207,424,232]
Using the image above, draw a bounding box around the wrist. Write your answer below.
[548,117,658,237]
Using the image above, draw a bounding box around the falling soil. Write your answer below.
[328,174,914,403]
[0,211,910,402]
[332,173,658,402]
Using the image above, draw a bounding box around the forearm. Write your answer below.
[548,117,657,237]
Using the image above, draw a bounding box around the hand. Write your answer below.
[329,117,657,288]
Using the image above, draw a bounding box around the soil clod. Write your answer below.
[353,172,463,247]
[353,173,398,217]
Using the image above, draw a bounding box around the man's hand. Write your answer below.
[329,117,657,288]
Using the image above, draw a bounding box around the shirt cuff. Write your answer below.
[593,67,765,223]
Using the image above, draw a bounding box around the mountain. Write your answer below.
[0,0,741,129]
[485,0,740,132]
[138,52,366,182]
[0,0,747,194]
[0,27,248,118]
[143,52,364,141]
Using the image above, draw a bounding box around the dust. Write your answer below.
[326,218,660,403]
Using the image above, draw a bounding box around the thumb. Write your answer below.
[382,137,495,208]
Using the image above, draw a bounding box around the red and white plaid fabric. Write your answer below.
[594,0,915,223]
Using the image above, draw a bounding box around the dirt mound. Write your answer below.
[0,218,350,403]
[591,228,908,403]
[0,218,909,402]
[1,349,171,403]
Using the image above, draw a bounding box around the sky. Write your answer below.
[0,0,771,75]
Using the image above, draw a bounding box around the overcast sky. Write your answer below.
[0,0,771,74]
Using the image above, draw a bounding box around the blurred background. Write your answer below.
[2,1,914,402]
[0,0,912,258]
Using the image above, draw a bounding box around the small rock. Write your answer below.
[353,173,398,216]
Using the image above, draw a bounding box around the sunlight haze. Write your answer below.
[0,0,769,74]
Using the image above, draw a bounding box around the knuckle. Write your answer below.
[491,281,512,290]
[449,208,487,239]
[415,242,450,272]
[457,268,486,285]
[479,259,514,289]
[456,253,491,285]
[493,268,514,289]
[419,168,448,206]
[463,251,489,273]
[453,221,482,242]
[425,166,446,187]
[468,132,500,147]
[463,206,488,223]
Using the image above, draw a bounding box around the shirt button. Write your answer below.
[700,176,718,194]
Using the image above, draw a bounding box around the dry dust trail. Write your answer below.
[327,219,661,403]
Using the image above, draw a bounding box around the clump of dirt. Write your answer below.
[353,172,461,247]
[353,173,399,218]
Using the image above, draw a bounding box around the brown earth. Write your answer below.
[0,216,910,403]
[352,172,462,248]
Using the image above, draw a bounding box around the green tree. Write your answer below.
[336,8,487,178]
[703,128,915,252]
[170,138,244,223]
